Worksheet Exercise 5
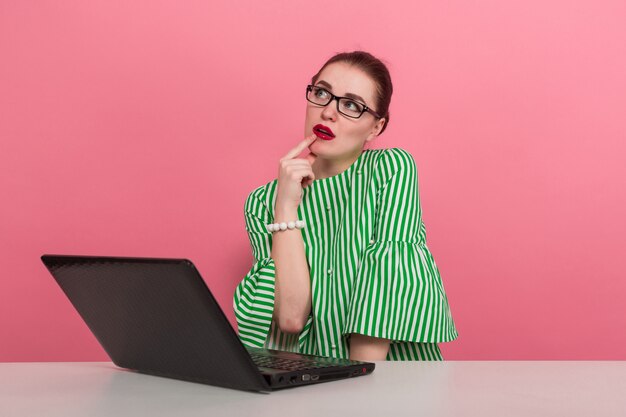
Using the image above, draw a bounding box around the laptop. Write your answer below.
[41,254,375,392]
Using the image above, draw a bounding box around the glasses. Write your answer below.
[306,84,382,119]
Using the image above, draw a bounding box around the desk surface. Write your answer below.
[1,361,625,417]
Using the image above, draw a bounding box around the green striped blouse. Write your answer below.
[234,147,458,361]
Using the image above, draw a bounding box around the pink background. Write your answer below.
[1,1,625,362]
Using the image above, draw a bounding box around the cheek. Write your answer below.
[304,109,316,126]
[343,123,370,139]
[304,107,326,129]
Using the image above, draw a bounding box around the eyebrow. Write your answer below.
[315,80,367,104]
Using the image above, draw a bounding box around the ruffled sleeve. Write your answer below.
[343,148,458,343]
[233,187,278,347]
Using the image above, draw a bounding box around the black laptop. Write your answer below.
[41,254,375,392]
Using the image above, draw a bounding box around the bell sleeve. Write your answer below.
[233,187,277,348]
[343,148,458,343]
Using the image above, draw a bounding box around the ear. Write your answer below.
[365,118,386,143]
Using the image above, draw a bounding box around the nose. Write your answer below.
[321,99,338,122]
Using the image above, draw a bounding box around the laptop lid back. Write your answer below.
[41,254,270,392]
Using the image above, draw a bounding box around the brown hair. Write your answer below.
[311,51,393,134]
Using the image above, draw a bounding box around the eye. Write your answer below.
[314,87,330,99]
[342,100,363,112]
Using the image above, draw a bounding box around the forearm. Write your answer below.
[349,334,391,361]
[270,205,312,334]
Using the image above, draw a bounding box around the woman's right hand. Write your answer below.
[275,134,318,211]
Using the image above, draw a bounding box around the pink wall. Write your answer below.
[1,1,625,361]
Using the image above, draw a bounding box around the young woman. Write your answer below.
[234,51,457,361]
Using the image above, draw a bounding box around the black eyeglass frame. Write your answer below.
[305,84,382,119]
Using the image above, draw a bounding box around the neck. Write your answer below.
[313,150,362,180]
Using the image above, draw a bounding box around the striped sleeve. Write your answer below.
[344,148,458,343]
[233,187,276,348]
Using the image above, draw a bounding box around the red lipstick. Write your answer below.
[313,124,335,140]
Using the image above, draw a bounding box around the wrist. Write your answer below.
[274,205,299,221]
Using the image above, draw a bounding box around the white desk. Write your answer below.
[1,362,625,416]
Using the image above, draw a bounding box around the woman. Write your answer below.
[234,51,458,361]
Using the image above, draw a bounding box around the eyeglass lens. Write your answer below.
[307,86,365,118]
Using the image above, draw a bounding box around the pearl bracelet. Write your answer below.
[266,220,306,233]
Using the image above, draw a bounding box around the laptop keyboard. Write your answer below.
[249,352,339,371]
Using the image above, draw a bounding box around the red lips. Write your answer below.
[313,124,335,140]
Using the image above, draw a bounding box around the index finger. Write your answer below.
[282,134,317,160]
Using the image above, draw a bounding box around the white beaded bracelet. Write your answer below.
[266,220,306,233]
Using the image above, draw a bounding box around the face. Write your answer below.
[304,62,386,160]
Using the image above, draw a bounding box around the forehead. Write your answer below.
[316,62,377,104]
